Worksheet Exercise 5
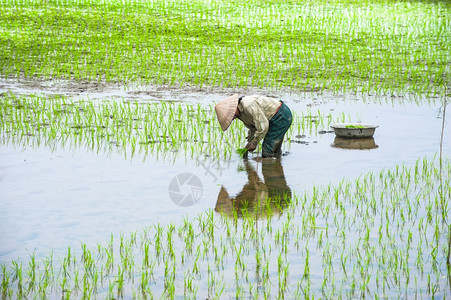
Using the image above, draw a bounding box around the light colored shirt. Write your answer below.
[237,95,281,145]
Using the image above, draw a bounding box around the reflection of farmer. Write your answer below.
[215,94,292,158]
[215,159,291,218]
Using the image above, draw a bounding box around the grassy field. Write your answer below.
[1,0,450,95]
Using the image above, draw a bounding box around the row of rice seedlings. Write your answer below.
[0,92,336,161]
[1,156,450,298]
[0,0,449,96]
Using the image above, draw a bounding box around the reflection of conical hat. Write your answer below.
[215,94,239,131]
[215,186,232,215]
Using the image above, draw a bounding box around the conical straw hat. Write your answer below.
[215,94,239,131]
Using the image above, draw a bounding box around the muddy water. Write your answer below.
[0,80,450,263]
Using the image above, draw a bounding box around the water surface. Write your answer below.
[1,91,449,263]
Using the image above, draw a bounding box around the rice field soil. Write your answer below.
[1,0,450,96]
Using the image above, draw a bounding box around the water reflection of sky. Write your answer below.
[1,95,450,262]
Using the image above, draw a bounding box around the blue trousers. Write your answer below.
[262,102,292,157]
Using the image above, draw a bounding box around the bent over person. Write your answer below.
[215,94,292,158]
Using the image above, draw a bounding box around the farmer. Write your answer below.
[215,94,292,158]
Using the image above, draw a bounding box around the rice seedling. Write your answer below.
[0,0,450,298]
[0,92,338,163]
[0,0,449,96]
[0,156,448,298]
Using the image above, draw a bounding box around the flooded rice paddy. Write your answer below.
[1,0,450,297]
[1,79,450,298]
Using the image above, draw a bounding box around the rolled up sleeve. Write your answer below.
[246,128,256,142]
